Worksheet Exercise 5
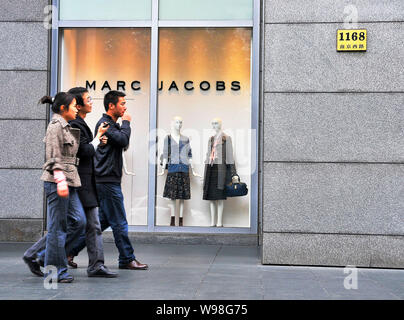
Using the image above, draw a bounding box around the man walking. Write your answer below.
[67,87,117,277]
[91,90,148,270]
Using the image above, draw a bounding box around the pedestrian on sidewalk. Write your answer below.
[23,92,86,283]
[65,87,117,277]
[68,90,148,271]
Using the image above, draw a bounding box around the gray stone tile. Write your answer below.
[369,236,404,269]
[0,120,46,168]
[263,163,404,235]
[208,265,263,281]
[263,278,330,299]
[0,243,402,300]
[264,23,404,92]
[0,71,48,120]
[0,170,44,219]
[212,246,261,266]
[262,232,372,267]
[368,278,404,299]
[0,22,48,70]
[0,219,43,242]
[261,267,317,280]
[0,0,50,21]
[195,283,263,300]
[360,269,404,282]
[263,93,404,162]
[265,0,404,23]
[319,278,400,300]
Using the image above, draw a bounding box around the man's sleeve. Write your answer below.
[104,120,131,148]
[71,122,95,158]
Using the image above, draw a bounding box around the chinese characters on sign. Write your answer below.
[337,29,367,52]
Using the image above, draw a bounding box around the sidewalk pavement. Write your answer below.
[0,242,402,300]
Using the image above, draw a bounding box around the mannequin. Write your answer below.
[159,116,202,226]
[203,118,237,227]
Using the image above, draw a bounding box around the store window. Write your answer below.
[60,28,151,226]
[52,0,258,233]
[155,28,252,228]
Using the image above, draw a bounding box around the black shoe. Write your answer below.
[88,266,118,278]
[23,256,44,277]
[38,259,44,268]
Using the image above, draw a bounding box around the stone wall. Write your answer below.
[0,0,49,241]
[262,0,404,268]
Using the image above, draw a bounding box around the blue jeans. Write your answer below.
[43,182,86,279]
[69,183,136,266]
[97,183,136,265]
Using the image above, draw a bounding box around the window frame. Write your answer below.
[50,0,260,235]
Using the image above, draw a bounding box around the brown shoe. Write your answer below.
[67,255,77,269]
[119,259,148,270]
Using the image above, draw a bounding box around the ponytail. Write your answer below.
[39,95,53,105]
[39,92,75,114]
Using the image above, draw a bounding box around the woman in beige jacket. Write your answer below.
[24,92,86,283]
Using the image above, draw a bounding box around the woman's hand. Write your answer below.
[54,170,69,198]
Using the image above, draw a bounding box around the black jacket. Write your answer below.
[69,115,99,208]
[94,113,131,183]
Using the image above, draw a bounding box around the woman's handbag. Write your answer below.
[225,174,248,197]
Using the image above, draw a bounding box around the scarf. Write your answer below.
[209,134,223,166]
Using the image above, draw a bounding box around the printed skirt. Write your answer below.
[163,172,191,200]
[203,164,227,200]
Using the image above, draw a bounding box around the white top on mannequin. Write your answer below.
[158,116,202,178]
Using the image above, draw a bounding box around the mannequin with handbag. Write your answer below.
[202,118,239,227]
[158,116,202,226]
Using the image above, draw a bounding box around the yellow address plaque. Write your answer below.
[337,29,367,52]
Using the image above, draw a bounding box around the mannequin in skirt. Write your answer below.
[158,116,202,226]
[203,118,237,227]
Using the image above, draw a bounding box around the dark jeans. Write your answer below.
[84,207,105,273]
[70,183,136,266]
[24,207,105,274]
[36,182,86,279]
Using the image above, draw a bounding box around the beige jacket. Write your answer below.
[40,113,81,187]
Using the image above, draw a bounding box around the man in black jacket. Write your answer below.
[93,90,148,270]
[67,87,118,277]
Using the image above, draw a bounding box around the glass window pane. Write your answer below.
[60,28,151,226]
[60,0,151,21]
[156,28,252,228]
[159,0,253,20]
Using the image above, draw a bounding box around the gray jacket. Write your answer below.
[41,113,81,187]
[203,133,237,191]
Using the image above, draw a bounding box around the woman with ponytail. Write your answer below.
[23,92,86,283]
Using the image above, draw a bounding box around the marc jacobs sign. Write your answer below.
[86,80,241,92]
